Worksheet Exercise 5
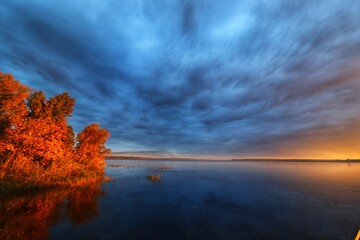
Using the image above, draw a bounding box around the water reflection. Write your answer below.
[0,183,105,240]
[103,161,360,240]
[2,162,360,239]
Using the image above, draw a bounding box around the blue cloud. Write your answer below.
[1,0,360,157]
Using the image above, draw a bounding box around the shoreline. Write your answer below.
[106,156,360,163]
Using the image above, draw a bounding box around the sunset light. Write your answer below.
[1,1,360,239]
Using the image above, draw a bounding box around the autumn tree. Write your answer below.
[0,73,110,186]
[0,73,30,165]
[74,124,111,176]
[28,91,46,118]
[46,92,75,121]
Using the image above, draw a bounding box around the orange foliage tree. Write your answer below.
[0,72,110,186]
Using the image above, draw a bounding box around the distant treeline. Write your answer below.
[106,155,360,162]
[106,155,198,161]
[231,159,360,163]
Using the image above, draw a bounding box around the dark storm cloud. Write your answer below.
[181,1,196,35]
[1,0,360,157]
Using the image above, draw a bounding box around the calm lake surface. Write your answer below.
[1,160,360,239]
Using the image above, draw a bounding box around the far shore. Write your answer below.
[105,155,360,163]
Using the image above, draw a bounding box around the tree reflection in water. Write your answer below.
[0,183,105,240]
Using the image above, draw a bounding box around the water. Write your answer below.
[1,161,360,239]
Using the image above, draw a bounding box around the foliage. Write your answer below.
[0,72,111,186]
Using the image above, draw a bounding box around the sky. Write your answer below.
[0,0,360,159]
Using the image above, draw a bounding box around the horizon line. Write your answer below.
[105,154,360,162]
